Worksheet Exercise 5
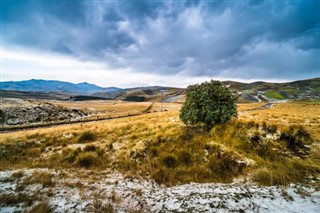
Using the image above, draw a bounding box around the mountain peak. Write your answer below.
[78,82,89,84]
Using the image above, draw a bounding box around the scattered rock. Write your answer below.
[0,98,89,126]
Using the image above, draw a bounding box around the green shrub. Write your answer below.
[180,80,238,131]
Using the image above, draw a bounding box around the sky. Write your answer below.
[1,0,319,88]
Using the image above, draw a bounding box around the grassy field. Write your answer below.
[264,91,284,100]
[0,100,182,131]
[239,102,320,141]
[49,100,181,118]
[0,101,319,187]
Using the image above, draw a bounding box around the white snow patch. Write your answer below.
[0,169,319,212]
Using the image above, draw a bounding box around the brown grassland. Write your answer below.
[49,100,180,119]
[0,101,319,186]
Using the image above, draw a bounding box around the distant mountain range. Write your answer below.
[0,79,121,95]
[1,78,319,102]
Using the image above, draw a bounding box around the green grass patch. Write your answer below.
[283,89,299,95]
[241,89,253,94]
[265,91,284,99]
[312,87,320,92]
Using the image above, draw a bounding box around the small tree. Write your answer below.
[180,80,238,131]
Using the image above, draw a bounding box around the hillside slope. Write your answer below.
[1,78,319,102]
[224,77,320,102]
[79,77,320,103]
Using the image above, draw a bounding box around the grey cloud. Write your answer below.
[2,0,319,81]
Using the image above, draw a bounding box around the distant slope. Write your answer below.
[0,90,70,100]
[115,87,185,102]
[70,95,112,101]
[1,78,319,102]
[224,77,320,102]
[90,86,185,102]
[0,79,121,95]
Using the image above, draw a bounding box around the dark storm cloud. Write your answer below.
[2,0,135,57]
[2,0,319,80]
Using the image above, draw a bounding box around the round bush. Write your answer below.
[180,80,238,131]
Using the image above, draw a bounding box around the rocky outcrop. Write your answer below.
[0,98,88,126]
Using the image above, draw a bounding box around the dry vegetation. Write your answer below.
[0,101,319,188]
[0,99,181,132]
[50,100,180,119]
[239,102,320,141]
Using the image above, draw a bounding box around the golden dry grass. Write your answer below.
[238,102,320,141]
[0,101,319,186]
[49,100,181,119]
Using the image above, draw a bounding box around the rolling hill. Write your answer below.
[1,78,319,102]
[224,77,320,102]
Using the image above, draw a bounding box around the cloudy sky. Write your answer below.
[1,0,319,87]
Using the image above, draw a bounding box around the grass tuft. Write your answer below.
[161,154,178,168]
[26,201,52,213]
[62,149,81,163]
[178,150,193,165]
[11,170,24,179]
[84,145,97,152]
[253,158,320,185]
[0,193,34,206]
[77,131,97,143]
[23,171,54,187]
[75,152,101,168]
[280,125,311,153]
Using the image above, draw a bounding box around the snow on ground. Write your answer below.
[0,169,319,212]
